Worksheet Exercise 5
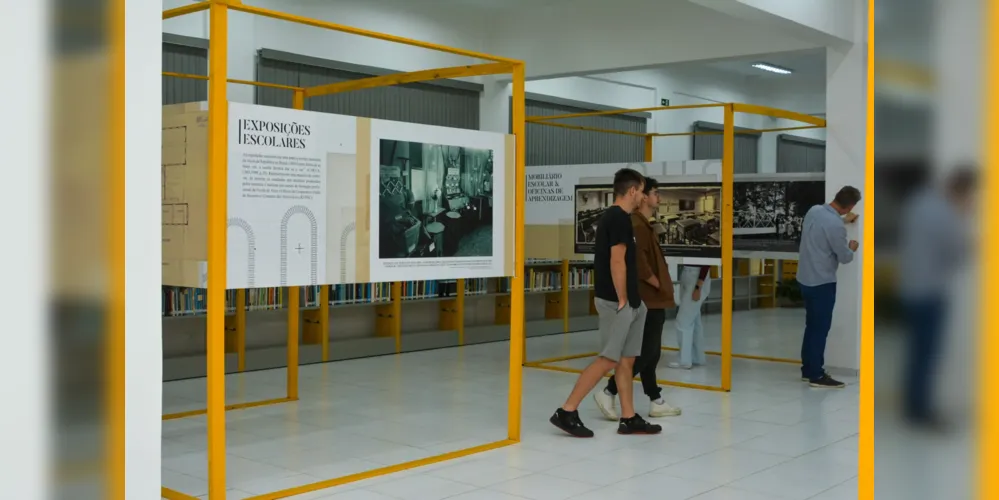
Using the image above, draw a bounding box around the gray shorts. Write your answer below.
[594,298,647,362]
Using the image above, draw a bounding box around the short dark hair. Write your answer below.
[833,186,862,207]
[642,176,659,194]
[613,168,644,197]
[946,166,977,196]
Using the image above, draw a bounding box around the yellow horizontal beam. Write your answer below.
[525,352,599,366]
[305,62,513,98]
[162,396,295,421]
[527,103,725,123]
[875,58,934,90]
[527,120,650,138]
[229,3,521,64]
[732,103,826,127]
[753,125,825,134]
[162,72,305,91]
[162,2,209,20]
[661,346,799,365]
[526,363,726,392]
[245,439,517,500]
[161,487,201,500]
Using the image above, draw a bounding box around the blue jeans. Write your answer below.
[800,282,837,381]
[903,295,946,419]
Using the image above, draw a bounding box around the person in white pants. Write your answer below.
[670,265,711,369]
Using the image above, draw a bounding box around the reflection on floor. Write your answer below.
[453,226,492,257]
[162,309,859,500]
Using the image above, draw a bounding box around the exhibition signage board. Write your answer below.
[525,161,824,261]
[161,102,514,289]
[573,181,723,259]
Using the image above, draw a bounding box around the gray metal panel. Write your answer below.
[400,331,461,353]
[255,51,480,129]
[162,41,208,105]
[777,134,826,173]
[691,121,760,174]
[518,98,647,166]
[464,325,511,345]
[258,49,482,93]
[524,92,652,119]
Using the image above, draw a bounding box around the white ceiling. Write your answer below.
[700,48,827,81]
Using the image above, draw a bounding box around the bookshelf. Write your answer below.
[161,258,774,381]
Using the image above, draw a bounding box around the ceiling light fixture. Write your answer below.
[751,62,793,75]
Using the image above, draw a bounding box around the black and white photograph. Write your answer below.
[653,183,722,258]
[377,139,494,259]
[732,179,825,253]
[573,186,616,254]
[573,182,722,258]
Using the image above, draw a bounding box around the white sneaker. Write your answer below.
[668,362,692,370]
[650,399,682,417]
[593,390,618,421]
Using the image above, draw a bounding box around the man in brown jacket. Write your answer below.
[593,176,682,419]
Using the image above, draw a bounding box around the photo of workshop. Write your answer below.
[377,139,494,259]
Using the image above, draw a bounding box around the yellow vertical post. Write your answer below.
[287,89,305,400]
[107,0,125,496]
[457,279,466,345]
[720,104,734,392]
[205,1,229,497]
[508,62,526,441]
[287,287,300,400]
[860,0,876,496]
[392,281,402,352]
[644,135,653,162]
[236,289,246,371]
[561,259,570,332]
[320,285,330,361]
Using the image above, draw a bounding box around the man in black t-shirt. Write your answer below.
[550,168,663,438]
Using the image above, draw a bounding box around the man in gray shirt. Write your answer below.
[898,168,975,427]
[797,186,861,388]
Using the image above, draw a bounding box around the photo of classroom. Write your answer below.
[572,186,615,253]
[654,184,722,256]
[378,139,494,259]
[732,180,824,253]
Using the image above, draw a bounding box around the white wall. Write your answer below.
[823,0,866,373]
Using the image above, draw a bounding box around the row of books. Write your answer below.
[162,269,597,316]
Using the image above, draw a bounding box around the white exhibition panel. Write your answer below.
[524,160,826,265]
[227,102,356,289]
[368,119,508,282]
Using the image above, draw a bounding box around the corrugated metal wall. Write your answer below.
[255,53,480,129]
[691,121,760,174]
[162,42,208,105]
[519,99,646,166]
[777,135,826,173]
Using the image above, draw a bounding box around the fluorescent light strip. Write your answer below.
[751,62,793,75]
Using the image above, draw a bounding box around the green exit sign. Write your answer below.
[660,98,670,106]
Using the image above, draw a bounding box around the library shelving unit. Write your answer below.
[161,258,600,381]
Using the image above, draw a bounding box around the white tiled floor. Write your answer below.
[162,309,860,500]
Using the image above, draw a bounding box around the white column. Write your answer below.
[479,75,511,134]
[125,0,165,496]
[823,0,866,373]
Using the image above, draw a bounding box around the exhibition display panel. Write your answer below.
[521,103,828,392]
[161,1,526,499]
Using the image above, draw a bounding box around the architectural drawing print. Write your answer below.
[227,217,256,288]
[279,206,319,286]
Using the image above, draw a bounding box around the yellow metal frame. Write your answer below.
[162,1,526,499]
[523,102,826,392]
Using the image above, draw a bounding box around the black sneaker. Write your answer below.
[809,374,846,389]
[618,414,662,435]
[550,408,594,438]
